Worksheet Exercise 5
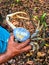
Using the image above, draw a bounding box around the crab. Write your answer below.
[6,11,49,52]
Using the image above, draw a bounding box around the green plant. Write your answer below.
[40,13,47,27]
[15,0,20,3]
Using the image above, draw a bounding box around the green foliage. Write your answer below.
[40,13,47,27]
[33,16,39,21]
[15,0,20,3]
[32,13,47,27]
[40,13,46,22]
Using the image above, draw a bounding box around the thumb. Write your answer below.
[10,34,14,42]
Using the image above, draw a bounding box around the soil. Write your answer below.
[0,0,49,65]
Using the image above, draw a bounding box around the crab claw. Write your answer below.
[11,11,29,20]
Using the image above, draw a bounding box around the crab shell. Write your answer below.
[13,27,30,42]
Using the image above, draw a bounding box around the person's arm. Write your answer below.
[0,26,10,54]
[0,35,31,64]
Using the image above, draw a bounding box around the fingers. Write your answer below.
[16,39,30,49]
[9,35,19,46]
[20,45,31,53]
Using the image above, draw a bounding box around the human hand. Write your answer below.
[0,35,31,64]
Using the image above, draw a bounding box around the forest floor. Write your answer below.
[0,0,49,65]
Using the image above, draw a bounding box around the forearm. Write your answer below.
[0,52,11,64]
[0,50,19,64]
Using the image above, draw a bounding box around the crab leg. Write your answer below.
[31,20,43,38]
[30,42,39,51]
[13,15,29,20]
[6,11,30,29]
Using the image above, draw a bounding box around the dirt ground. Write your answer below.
[0,0,49,65]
